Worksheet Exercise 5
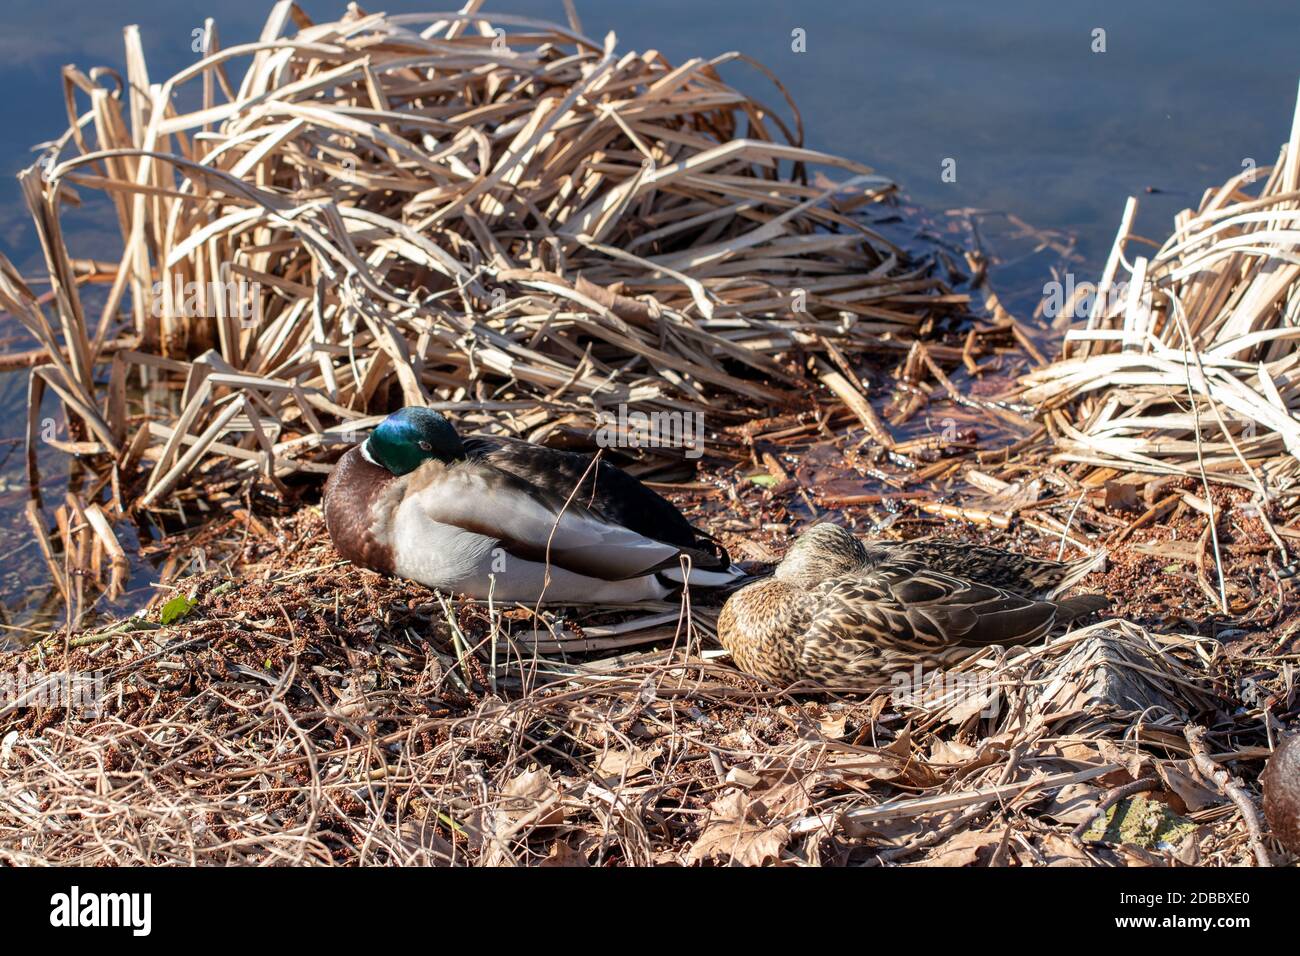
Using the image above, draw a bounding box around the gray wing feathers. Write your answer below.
[408,464,682,580]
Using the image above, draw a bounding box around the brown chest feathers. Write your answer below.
[322,445,398,575]
[717,581,814,686]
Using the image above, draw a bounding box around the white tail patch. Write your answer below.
[660,564,747,588]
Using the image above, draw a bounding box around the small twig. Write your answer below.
[1183,724,1272,866]
[1167,293,1231,613]
[1057,491,1087,561]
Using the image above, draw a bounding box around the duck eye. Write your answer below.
[418,440,433,452]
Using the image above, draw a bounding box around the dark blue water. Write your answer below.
[2,0,1299,624]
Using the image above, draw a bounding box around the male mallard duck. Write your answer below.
[717,523,1108,687]
[323,407,741,603]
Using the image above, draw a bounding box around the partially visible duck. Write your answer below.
[1263,733,1300,855]
[323,407,741,603]
[716,523,1108,687]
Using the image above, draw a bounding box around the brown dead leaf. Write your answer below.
[916,829,1002,867]
[539,839,590,867]
[500,768,566,830]
[817,712,849,740]
[757,779,812,820]
[1156,759,1225,812]
[1054,740,1103,764]
[929,738,978,764]
[1171,829,1202,865]
[1111,844,1171,867]
[688,790,789,867]
[883,727,915,757]
[1096,739,1154,785]
[1037,833,1093,866]
[821,747,942,789]
[928,681,1001,724]
[1041,783,1103,825]
[835,730,949,786]
[866,694,890,725]
[593,744,661,782]
[928,737,1008,772]
[397,817,456,865]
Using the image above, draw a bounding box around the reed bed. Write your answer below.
[1023,83,1300,511]
[2,0,964,526]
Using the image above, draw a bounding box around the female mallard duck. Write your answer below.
[323,407,741,603]
[717,523,1108,687]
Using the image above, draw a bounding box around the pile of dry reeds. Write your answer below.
[1,0,968,526]
[0,509,1286,866]
[1024,83,1300,513]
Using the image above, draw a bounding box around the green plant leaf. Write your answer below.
[160,594,196,625]
[748,474,778,487]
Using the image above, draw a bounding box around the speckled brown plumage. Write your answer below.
[717,523,1109,687]
[859,539,1106,599]
[717,580,815,685]
[1262,734,1300,855]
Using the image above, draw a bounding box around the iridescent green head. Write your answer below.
[364,407,466,476]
